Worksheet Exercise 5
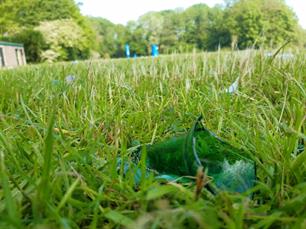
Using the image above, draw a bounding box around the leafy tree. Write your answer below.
[261,0,299,47]
[112,24,130,57]
[296,27,306,48]
[0,0,96,62]
[225,0,299,48]
[158,9,185,53]
[36,19,91,62]
[5,29,47,63]
[205,6,231,50]
[183,4,211,50]
[88,0,301,57]
[88,17,127,58]
[138,12,164,45]
[0,0,20,35]
[225,0,265,48]
[0,0,83,29]
[126,21,148,56]
[1,0,302,61]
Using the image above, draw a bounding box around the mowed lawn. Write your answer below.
[0,50,305,228]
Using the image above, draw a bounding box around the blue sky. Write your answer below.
[78,0,306,29]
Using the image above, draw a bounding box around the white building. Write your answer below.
[0,41,27,68]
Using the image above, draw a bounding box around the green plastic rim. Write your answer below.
[183,115,220,174]
[0,41,24,47]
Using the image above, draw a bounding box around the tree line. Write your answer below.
[0,0,305,63]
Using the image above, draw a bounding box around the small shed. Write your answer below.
[0,41,26,68]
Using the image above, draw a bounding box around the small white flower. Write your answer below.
[264,52,294,60]
[65,75,75,84]
[51,79,60,86]
[225,77,239,94]
[264,52,273,57]
[185,78,191,93]
[280,53,294,60]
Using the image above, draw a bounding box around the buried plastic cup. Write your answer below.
[141,116,256,193]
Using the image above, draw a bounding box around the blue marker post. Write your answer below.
[151,44,159,57]
[125,44,130,58]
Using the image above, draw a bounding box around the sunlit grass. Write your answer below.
[0,50,305,228]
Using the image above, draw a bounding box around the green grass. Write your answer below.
[0,50,305,228]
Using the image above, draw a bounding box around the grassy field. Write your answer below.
[0,50,305,228]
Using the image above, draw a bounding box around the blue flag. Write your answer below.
[151,44,159,57]
[125,44,130,58]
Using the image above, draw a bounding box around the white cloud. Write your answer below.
[78,0,223,24]
[286,0,306,29]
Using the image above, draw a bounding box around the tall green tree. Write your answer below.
[0,0,84,34]
[205,6,231,50]
[0,0,96,62]
[36,19,91,62]
[88,17,119,58]
[88,17,134,58]
[6,29,47,63]
[1,0,303,61]
[158,9,186,53]
[183,4,211,50]
[261,0,299,46]
[126,21,148,56]
[225,0,299,48]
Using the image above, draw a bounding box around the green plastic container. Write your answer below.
[142,116,256,193]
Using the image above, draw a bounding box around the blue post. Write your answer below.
[125,44,130,58]
[151,44,159,57]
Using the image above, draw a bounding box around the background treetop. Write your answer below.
[0,0,305,63]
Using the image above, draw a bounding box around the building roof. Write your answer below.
[0,41,24,47]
